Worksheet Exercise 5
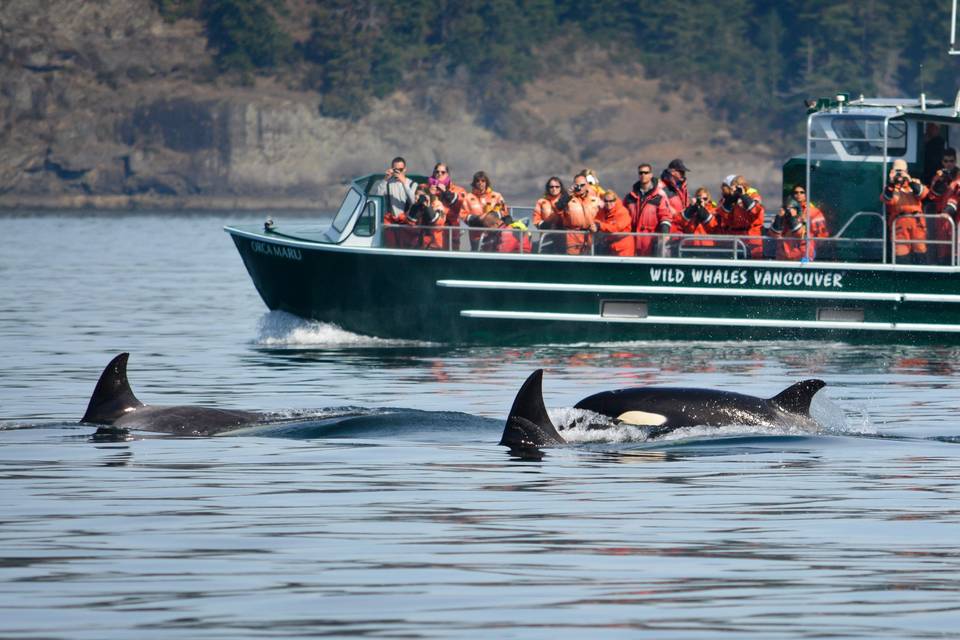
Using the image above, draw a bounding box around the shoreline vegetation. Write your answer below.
[1,0,955,212]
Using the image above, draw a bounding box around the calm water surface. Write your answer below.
[1,213,959,638]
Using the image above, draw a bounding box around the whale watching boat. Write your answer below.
[225,90,960,344]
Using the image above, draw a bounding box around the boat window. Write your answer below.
[354,201,376,237]
[831,117,907,156]
[330,188,364,234]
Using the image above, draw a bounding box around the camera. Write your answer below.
[573,183,584,192]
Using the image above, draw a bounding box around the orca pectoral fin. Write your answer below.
[500,369,566,449]
[81,353,144,425]
[770,379,826,415]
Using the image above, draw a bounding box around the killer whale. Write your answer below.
[500,370,827,451]
[82,353,265,436]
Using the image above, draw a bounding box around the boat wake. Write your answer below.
[255,311,437,348]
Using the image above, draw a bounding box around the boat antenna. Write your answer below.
[952,0,960,55]
[920,64,926,111]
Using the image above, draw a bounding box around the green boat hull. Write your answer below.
[226,225,960,345]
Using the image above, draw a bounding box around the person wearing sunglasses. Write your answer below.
[463,171,508,251]
[374,156,419,248]
[426,162,466,250]
[590,190,634,256]
[560,171,601,255]
[770,198,811,261]
[624,163,672,256]
[533,177,567,254]
[659,159,691,232]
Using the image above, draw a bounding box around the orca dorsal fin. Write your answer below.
[769,379,826,415]
[81,353,144,424]
[500,369,566,449]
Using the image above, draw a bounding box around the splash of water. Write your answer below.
[254,311,436,347]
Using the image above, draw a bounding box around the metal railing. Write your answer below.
[891,213,957,265]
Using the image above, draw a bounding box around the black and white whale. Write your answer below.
[82,353,267,436]
[500,369,827,451]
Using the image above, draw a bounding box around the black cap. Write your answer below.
[668,159,690,173]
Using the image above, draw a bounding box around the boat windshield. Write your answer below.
[331,188,364,234]
[832,117,907,156]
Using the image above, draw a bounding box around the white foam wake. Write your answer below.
[255,311,436,347]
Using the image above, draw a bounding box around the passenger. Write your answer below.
[677,187,718,248]
[790,184,829,239]
[560,171,601,255]
[624,163,672,256]
[926,148,960,263]
[427,162,465,250]
[660,158,691,230]
[373,156,419,248]
[770,199,811,261]
[479,213,532,253]
[533,177,567,254]
[463,171,508,250]
[579,168,607,197]
[590,189,635,256]
[717,175,765,259]
[881,159,928,263]
[408,183,445,250]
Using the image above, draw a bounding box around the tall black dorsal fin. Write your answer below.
[500,369,566,449]
[769,379,826,415]
[81,353,144,424]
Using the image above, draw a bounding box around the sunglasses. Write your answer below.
[548,184,561,189]
[638,170,652,175]
[603,199,617,204]
[434,169,448,175]
[793,190,805,195]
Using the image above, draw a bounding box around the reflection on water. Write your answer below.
[2,213,960,638]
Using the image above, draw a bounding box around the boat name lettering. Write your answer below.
[251,241,303,261]
[650,267,844,289]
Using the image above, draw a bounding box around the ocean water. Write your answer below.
[1,212,959,638]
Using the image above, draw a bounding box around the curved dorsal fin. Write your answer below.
[81,353,144,424]
[500,369,565,449]
[769,379,826,415]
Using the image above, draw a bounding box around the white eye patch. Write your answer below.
[617,411,667,426]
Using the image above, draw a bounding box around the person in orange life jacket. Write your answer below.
[624,163,672,256]
[881,158,928,262]
[660,158,691,231]
[789,184,828,238]
[374,156,419,248]
[926,148,960,263]
[463,171,508,251]
[427,162,466,250]
[678,187,718,247]
[770,199,811,261]
[590,190,635,256]
[533,177,567,254]
[478,212,532,254]
[718,174,765,259]
[558,171,601,255]
[407,183,446,250]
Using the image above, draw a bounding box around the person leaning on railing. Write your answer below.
[408,183,445,250]
[533,177,567,254]
[590,190,635,256]
[717,175,765,259]
[881,159,928,263]
[478,213,531,254]
[770,199,811,261]
[463,171,508,251]
[925,147,960,264]
[624,163,672,256]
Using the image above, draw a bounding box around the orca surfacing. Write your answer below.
[82,353,265,436]
[500,370,827,452]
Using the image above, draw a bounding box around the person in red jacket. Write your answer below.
[925,148,960,263]
[479,213,532,254]
[718,174,765,259]
[660,158,691,232]
[882,159,928,262]
[624,164,672,256]
[677,187,718,249]
[591,190,635,256]
[770,200,811,261]
[428,162,466,251]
